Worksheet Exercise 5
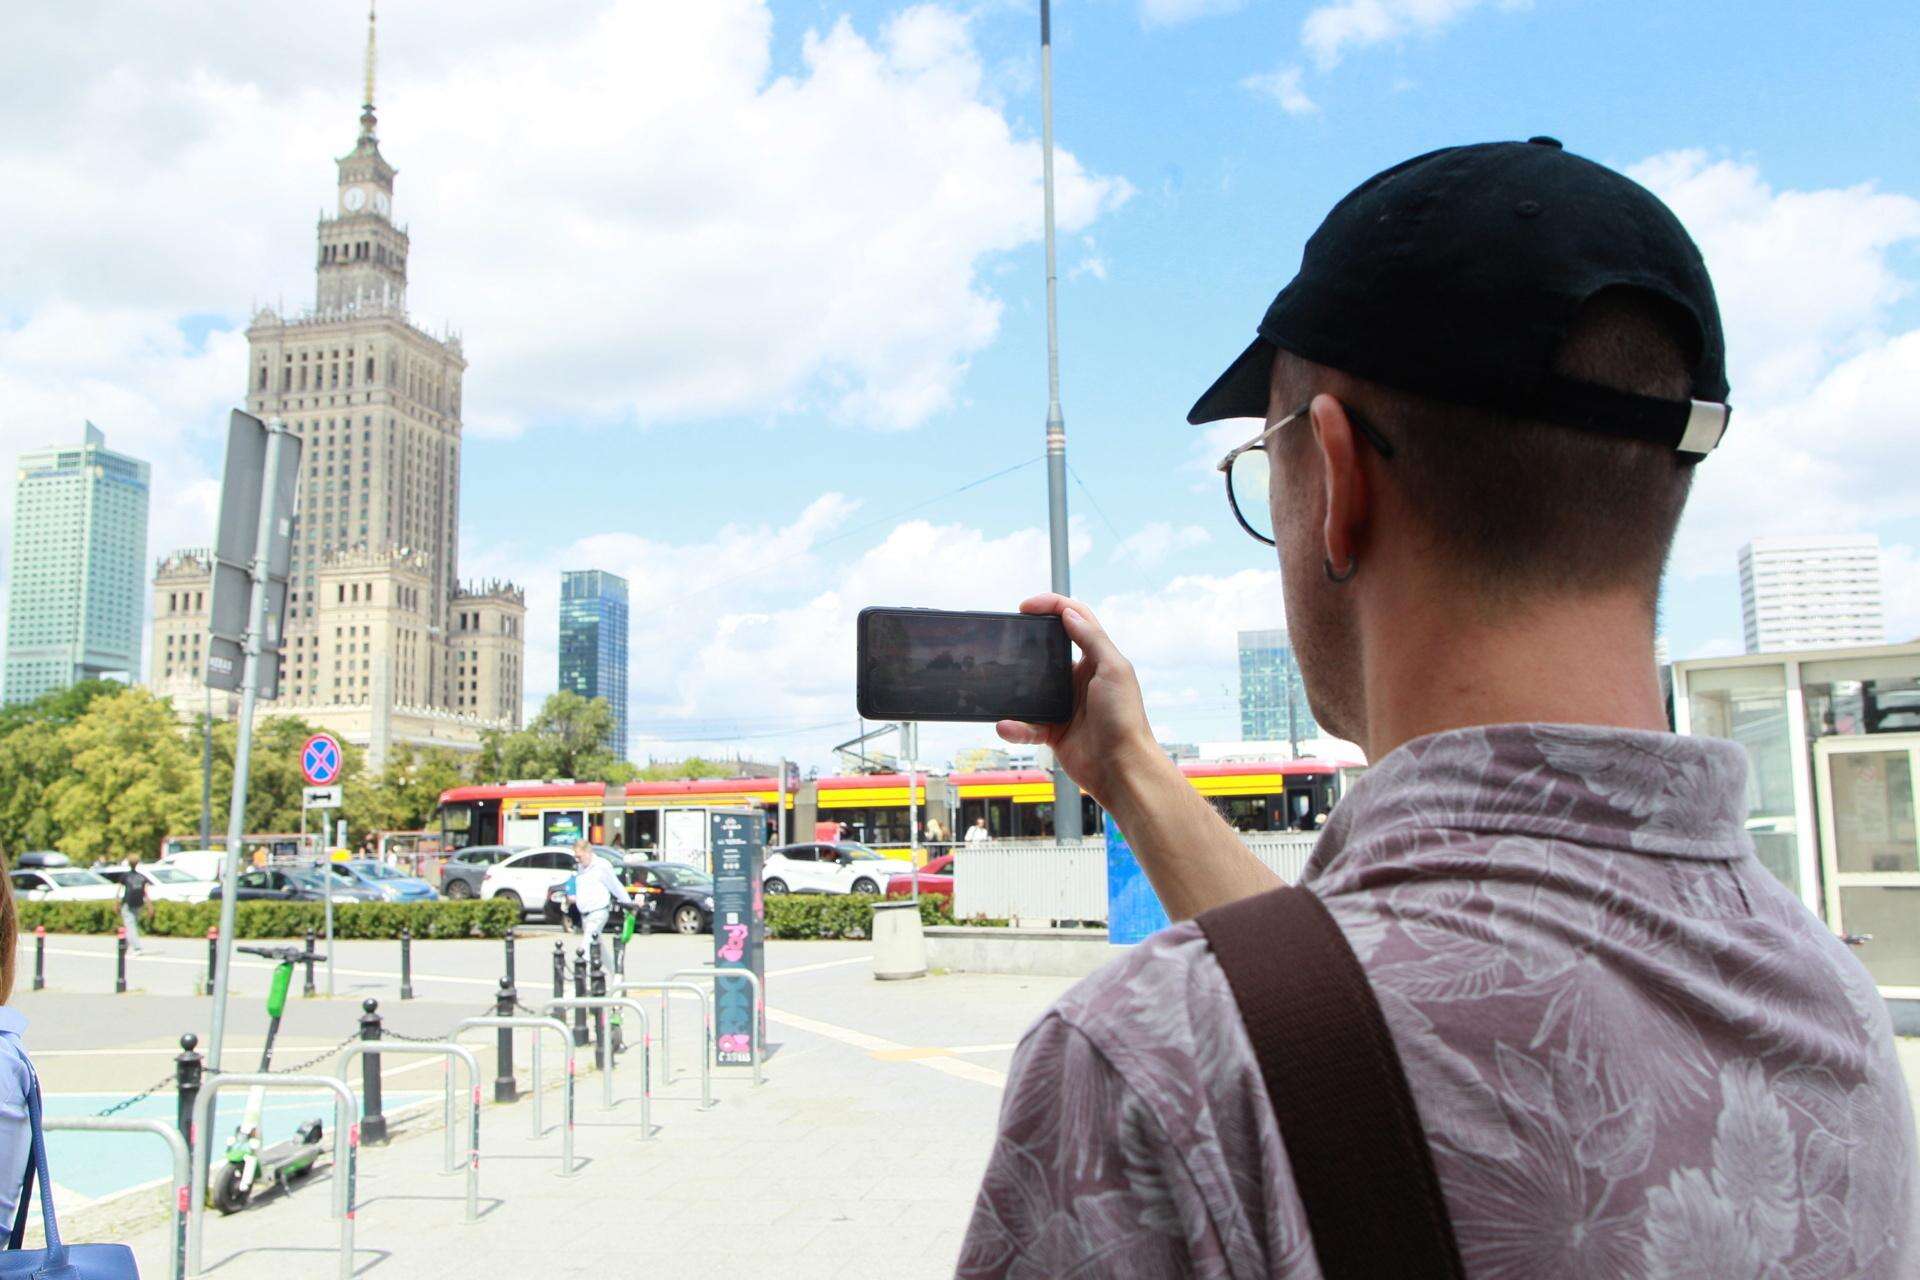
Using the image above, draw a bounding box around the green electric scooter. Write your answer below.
[211,942,329,1214]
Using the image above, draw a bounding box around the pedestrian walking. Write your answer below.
[962,817,990,845]
[569,840,634,971]
[118,865,146,954]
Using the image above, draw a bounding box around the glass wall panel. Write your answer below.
[1837,887,1920,988]
[1686,664,1798,892]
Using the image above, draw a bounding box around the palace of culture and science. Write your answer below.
[150,11,525,766]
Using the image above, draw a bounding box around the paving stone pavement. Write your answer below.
[28,932,1074,1278]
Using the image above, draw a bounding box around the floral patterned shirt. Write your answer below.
[960,724,1919,1278]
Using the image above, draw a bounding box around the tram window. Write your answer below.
[626,810,659,851]
[1018,803,1056,838]
[1210,797,1270,832]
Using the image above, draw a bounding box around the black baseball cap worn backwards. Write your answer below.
[1188,137,1732,458]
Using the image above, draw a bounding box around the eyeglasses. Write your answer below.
[1215,400,1396,545]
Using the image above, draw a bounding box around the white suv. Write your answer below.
[479,847,579,917]
[761,843,915,896]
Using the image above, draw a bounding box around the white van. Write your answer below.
[159,850,229,882]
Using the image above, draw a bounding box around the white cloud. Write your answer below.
[1629,153,1920,582]
[1301,0,1507,71]
[1241,66,1319,116]
[1140,0,1248,28]
[1111,521,1211,567]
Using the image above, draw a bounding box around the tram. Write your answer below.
[435,759,1349,867]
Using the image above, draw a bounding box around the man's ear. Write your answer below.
[1308,394,1368,574]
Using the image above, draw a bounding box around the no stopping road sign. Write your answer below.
[301,733,343,786]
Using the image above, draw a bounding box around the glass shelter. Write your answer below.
[1672,641,1920,1002]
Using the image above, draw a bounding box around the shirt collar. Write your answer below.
[1310,722,1753,872]
[0,1008,28,1036]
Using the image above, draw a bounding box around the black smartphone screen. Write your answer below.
[856,607,1073,724]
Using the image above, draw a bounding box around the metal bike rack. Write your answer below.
[671,966,765,1085]
[450,1015,576,1175]
[188,1073,356,1280]
[612,979,713,1109]
[48,1116,189,1280]
[542,997,652,1138]
[336,1041,481,1222]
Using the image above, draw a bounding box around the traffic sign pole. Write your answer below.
[206,419,296,1075]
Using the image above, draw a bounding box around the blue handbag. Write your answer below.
[2,1078,139,1277]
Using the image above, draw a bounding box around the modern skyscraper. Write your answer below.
[5,424,150,704]
[1237,628,1318,751]
[1739,535,1886,653]
[149,7,524,764]
[559,570,630,757]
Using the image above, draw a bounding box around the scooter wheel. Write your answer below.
[212,1164,249,1215]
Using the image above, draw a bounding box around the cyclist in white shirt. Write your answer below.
[569,841,634,971]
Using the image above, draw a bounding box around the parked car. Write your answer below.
[16,851,69,870]
[481,846,585,918]
[548,860,714,934]
[97,862,219,903]
[329,859,438,902]
[212,865,381,903]
[158,850,229,882]
[885,852,955,899]
[761,842,915,896]
[9,866,120,903]
[531,846,626,924]
[439,845,524,900]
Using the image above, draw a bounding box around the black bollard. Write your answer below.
[115,927,128,994]
[302,927,318,998]
[494,977,518,1103]
[398,927,414,1001]
[570,953,588,1048]
[204,927,218,996]
[589,949,610,1065]
[174,1033,202,1145]
[503,926,517,990]
[31,927,44,992]
[359,999,388,1145]
[611,924,626,978]
[550,941,565,1002]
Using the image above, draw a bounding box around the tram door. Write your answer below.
[1814,734,1920,998]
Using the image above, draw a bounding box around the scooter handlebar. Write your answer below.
[236,943,328,964]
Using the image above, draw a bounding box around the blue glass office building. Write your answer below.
[1237,628,1319,751]
[559,569,629,757]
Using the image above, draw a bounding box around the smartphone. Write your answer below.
[856,607,1074,724]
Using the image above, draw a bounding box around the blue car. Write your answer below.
[331,859,439,902]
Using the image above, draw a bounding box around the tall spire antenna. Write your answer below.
[359,1,378,140]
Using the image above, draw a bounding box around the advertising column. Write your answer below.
[708,808,765,1063]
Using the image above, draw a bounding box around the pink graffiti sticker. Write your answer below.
[718,923,748,962]
[717,1033,751,1058]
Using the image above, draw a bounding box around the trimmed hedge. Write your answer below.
[20,898,518,939]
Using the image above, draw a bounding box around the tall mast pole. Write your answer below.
[1039,0,1083,837]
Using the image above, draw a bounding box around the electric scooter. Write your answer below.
[211,942,329,1214]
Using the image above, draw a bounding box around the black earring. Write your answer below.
[1324,555,1357,583]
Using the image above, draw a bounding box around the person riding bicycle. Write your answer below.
[569,841,633,971]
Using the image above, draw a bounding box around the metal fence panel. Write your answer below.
[953,833,1321,924]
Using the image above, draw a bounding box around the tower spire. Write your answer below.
[359,1,378,141]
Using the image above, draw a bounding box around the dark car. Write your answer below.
[629,861,715,935]
[439,845,524,900]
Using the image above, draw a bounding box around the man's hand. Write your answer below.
[996,593,1168,810]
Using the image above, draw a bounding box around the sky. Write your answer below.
[2,0,1918,769]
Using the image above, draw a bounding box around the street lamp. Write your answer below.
[1040,0,1083,838]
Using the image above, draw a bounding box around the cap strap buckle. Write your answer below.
[1677,400,1730,457]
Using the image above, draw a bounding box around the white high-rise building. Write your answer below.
[1738,535,1885,654]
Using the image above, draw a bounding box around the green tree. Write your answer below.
[344,744,470,836]
[475,692,630,782]
[43,688,199,863]
[634,756,747,781]
[0,679,124,856]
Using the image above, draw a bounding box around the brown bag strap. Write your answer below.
[1197,885,1466,1280]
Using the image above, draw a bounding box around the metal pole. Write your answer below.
[205,420,291,1073]
[200,687,212,849]
[324,844,335,998]
[1039,0,1083,839]
[776,760,787,848]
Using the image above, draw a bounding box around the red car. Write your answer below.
[885,852,954,898]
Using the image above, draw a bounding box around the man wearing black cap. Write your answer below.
[961,141,1917,1277]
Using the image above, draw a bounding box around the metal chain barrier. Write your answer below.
[95,1072,176,1118]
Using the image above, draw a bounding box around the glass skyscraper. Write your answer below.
[5,423,150,704]
[1237,628,1318,751]
[559,569,629,757]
